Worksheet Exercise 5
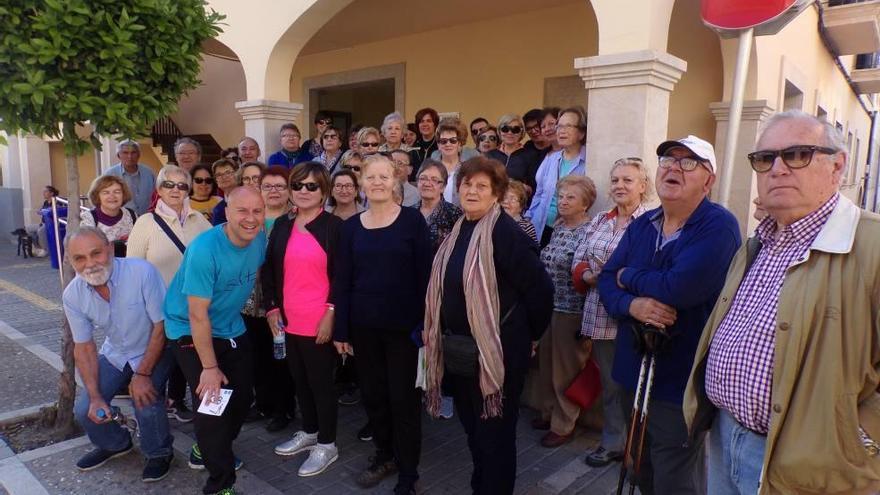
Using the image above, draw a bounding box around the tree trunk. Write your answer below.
[54,122,82,434]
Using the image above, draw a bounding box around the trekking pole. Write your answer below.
[616,353,648,495]
[628,352,657,495]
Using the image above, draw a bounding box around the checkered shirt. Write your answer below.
[705,193,839,434]
[574,205,647,339]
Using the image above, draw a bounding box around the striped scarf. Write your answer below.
[424,204,505,419]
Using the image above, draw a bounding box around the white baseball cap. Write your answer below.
[656,135,717,173]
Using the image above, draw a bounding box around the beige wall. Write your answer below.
[289,2,598,133]
[171,54,246,149]
[49,141,163,199]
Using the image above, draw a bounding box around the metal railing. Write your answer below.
[151,116,183,161]
[50,196,90,287]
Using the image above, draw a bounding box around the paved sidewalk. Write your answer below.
[0,243,624,494]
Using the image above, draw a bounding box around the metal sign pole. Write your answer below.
[719,27,754,208]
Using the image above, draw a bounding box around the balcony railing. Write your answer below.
[823,0,880,55]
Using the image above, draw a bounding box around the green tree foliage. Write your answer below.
[0,0,223,154]
[0,0,222,434]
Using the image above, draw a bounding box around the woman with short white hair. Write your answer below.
[379,112,410,152]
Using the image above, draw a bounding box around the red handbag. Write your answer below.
[564,358,602,410]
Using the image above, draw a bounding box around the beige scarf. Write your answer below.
[424,204,506,418]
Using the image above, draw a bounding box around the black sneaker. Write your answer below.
[142,454,173,482]
[355,456,398,488]
[76,440,133,471]
[167,400,194,423]
[584,446,623,467]
[265,414,290,433]
[244,406,266,423]
[357,423,373,442]
[394,480,417,495]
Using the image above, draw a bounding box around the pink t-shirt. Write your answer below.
[282,227,330,336]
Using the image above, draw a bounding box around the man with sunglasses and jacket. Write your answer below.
[598,135,741,494]
[685,110,880,494]
[163,186,267,495]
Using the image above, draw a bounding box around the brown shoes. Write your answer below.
[540,431,573,448]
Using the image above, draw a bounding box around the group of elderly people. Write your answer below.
[71,106,880,495]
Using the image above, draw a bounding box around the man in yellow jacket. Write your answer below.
[684,109,880,494]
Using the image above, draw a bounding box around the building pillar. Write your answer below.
[235,99,303,160]
[18,135,53,222]
[575,49,687,215]
[710,99,774,234]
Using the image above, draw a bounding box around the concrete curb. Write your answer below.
[0,403,55,427]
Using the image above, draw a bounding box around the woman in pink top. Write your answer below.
[261,162,343,477]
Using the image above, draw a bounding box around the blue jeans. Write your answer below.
[74,348,174,458]
[708,408,767,495]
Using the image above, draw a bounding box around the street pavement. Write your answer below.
[0,244,624,494]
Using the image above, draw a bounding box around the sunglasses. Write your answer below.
[471,127,487,136]
[479,135,499,143]
[361,142,380,148]
[316,119,332,126]
[291,182,321,192]
[323,134,339,140]
[747,145,838,173]
[500,125,523,134]
[160,181,190,192]
[193,177,214,185]
[438,138,459,145]
[343,165,362,172]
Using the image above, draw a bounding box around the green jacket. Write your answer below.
[684,196,880,494]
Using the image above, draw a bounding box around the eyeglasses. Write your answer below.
[261,183,288,192]
[323,134,339,140]
[160,181,190,192]
[500,125,522,134]
[479,135,498,143]
[747,145,838,173]
[555,123,579,131]
[438,138,459,145]
[361,142,380,148]
[316,119,332,126]
[393,160,411,168]
[193,177,214,185]
[215,170,235,179]
[291,182,321,192]
[343,165,362,172]
[418,176,445,186]
[334,183,355,191]
[658,156,706,172]
[241,176,261,185]
[281,133,301,139]
[525,124,541,135]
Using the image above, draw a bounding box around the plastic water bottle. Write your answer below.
[273,330,286,360]
[96,405,124,424]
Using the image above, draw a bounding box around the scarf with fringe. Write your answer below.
[424,204,505,419]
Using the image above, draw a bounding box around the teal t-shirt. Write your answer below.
[545,156,579,228]
[164,225,267,340]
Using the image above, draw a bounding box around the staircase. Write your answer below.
[150,117,223,165]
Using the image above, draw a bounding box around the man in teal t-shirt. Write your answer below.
[164,186,266,495]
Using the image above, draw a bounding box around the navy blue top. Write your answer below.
[332,207,432,342]
[598,198,741,404]
[267,149,313,169]
[211,199,227,226]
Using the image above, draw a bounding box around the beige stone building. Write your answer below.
[2,0,879,235]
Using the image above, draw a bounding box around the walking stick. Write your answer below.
[628,354,657,495]
[616,354,648,495]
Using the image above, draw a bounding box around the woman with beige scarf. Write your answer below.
[423,156,553,494]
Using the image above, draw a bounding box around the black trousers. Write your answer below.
[244,314,296,417]
[620,391,706,495]
[166,358,189,405]
[173,334,254,494]
[286,333,338,444]
[448,369,525,495]
[352,329,421,483]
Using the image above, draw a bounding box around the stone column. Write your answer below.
[235,99,303,160]
[575,49,687,215]
[710,99,774,234]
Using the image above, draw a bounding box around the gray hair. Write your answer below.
[761,109,847,153]
[63,226,109,252]
[156,164,192,190]
[174,137,202,155]
[418,159,449,184]
[381,112,405,134]
[116,139,140,154]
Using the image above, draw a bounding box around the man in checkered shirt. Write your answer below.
[685,110,880,494]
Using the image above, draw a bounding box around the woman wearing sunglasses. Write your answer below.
[263,161,344,477]
[189,164,222,222]
[477,126,500,154]
[315,125,345,173]
[486,114,541,189]
[436,118,469,207]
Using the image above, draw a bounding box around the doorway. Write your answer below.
[314,79,395,138]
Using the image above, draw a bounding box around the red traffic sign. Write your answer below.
[703,0,808,35]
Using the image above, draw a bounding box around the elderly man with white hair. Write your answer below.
[105,139,156,216]
[685,110,880,495]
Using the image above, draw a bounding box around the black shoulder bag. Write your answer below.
[152,213,186,254]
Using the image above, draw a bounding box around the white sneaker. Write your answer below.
[275,431,317,456]
[439,395,454,419]
[298,443,338,477]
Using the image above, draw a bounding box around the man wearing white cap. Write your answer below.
[598,135,741,494]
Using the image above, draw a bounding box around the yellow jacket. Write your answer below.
[684,196,880,494]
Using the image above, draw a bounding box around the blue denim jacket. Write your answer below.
[526,146,586,241]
